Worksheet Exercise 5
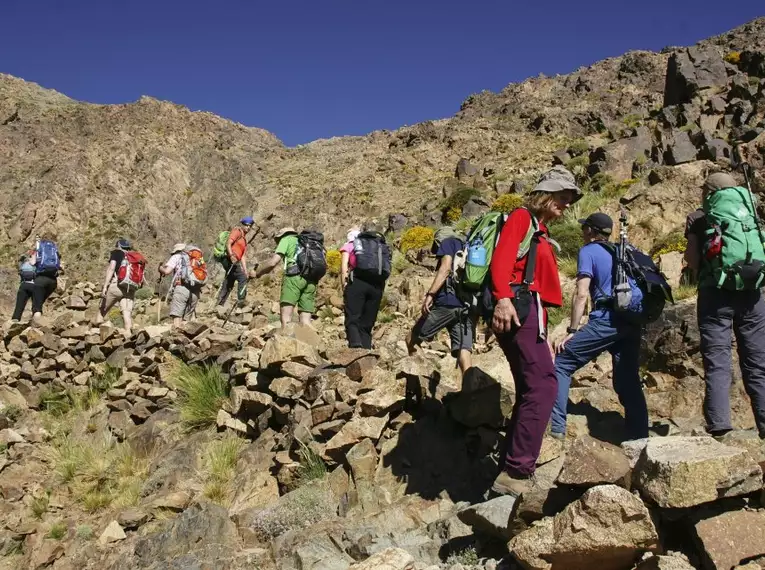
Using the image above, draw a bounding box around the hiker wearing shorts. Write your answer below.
[552,213,648,442]
[159,243,200,327]
[96,239,136,336]
[254,227,316,328]
[490,168,581,498]
[684,172,765,439]
[407,231,474,373]
[218,217,254,307]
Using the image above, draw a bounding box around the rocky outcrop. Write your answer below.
[694,510,765,570]
[633,437,763,508]
[508,485,659,570]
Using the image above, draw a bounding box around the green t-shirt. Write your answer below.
[275,235,299,268]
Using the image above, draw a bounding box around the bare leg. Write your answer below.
[280,304,294,329]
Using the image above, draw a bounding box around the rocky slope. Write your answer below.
[2,15,765,570]
[0,275,763,570]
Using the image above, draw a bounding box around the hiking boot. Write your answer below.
[491,470,533,498]
[550,431,565,441]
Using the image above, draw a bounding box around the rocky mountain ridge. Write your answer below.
[1,17,764,308]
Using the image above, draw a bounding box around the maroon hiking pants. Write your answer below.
[496,297,557,476]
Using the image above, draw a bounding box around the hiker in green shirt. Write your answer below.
[254,227,317,328]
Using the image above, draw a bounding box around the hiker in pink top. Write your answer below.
[339,227,360,289]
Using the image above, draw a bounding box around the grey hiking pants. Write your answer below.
[698,287,765,437]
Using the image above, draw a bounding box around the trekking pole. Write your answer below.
[155,276,163,325]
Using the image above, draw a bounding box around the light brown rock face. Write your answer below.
[633,437,763,508]
[694,510,765,570]
[508,485,658,570]
[260,335,323,370]
[556,435,631,487]
[349,547,414,569]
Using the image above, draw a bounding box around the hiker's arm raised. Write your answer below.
[555,276,589,353]
[255,253,281,278]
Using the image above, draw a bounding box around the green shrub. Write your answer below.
[622,113,643,128]
[491,194,524,213]
[391,250,411,275]
[400,226,434,253]
[440,185,480,211]
[589,172,614,192]
[650,230,687,257]
[2,404,22,423]
[293,441,327,488]
[249,482,336,540]
[325,250,342,276]
[39,387,75,417]
[172,363,230,430]
[76,524,93,540]
[202,435,246,505]
[31,491,50,519]
[134,287,154,301]
[549,221,584,259]
[568,139,590,156]
[47,522,67,540]
[454,216,475,234]
[446,546,479,566]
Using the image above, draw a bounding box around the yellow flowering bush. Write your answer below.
[400,226,435,253]
[445,206,463,223]
[491,194,523,213]
[651,231,687,257]
[724,51,741,64]
[326,250,342,276]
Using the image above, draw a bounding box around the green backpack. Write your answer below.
[213,231,230,259]
[702,185,765,290]
[460,209,537,293]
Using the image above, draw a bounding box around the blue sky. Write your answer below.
[1,1,762,146]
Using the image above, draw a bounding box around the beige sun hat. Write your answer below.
[171,243,186,253]
[274,227,297,240]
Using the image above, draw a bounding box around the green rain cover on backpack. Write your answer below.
[702,185,765,290]
[461,209,536,292]
[213,231,230,259]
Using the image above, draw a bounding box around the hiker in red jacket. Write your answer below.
[490,168,582,498]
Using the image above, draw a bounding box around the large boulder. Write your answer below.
[260,335,323,370]
[447,366,514,428]
[633,437,763,508]
[556,435,631,488]
[664,47,728,106]
[457,495,517,540]
[693,510,765,570]
[508,485,658,570]
[664,130,698,165]
[508,485,659,570]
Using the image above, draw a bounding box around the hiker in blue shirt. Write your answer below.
[551,213,648,441]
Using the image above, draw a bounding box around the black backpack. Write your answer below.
[353,232,392,282]
[295,231,327,282]
[596,242,674,324]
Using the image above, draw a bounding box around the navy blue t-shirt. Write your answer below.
[434,237,464,308]
[577,241,614,320]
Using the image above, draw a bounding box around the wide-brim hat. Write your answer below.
[702,172,737,194]
[532,178,584,204]
[274,227,297,240]
[171,243,186,253]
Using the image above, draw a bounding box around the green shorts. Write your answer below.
[280,275,317,313]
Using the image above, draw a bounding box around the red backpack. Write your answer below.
[116,251,146,290]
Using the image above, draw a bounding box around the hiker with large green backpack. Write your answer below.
[215,216,255,308]
[684,171,765,439]
[406,225,476,374]
[254,226,326,328]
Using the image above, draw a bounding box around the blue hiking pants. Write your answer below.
[551,316,648,440]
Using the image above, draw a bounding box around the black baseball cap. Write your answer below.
[578,212,613,235]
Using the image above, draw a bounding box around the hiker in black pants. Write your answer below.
[340,223,391,349]
[11,252,37,321]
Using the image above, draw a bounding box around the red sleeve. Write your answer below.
[491,208,532,300]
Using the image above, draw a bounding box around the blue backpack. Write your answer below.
[36,240,61,277]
